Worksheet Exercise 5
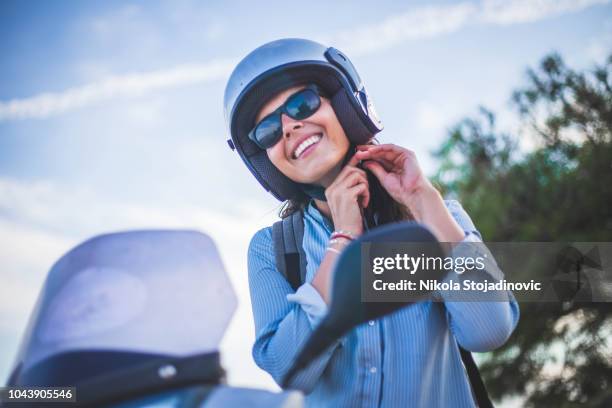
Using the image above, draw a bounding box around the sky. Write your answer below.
[0,0,611,402]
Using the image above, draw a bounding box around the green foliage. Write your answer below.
[433,52,612,407]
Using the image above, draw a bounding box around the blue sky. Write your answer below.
[1,0,611,399]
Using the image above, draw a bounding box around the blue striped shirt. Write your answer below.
[247,200,519,407]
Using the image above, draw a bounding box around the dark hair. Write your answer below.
[279,139,413,226]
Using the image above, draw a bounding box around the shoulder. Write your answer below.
[443,199,482,239]
[443,199,468,219]
[247,226,279,281]
[248,226,273,257]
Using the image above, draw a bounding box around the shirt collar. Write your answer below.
[305,199,334,232]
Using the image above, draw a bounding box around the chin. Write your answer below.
[298,155,344,184]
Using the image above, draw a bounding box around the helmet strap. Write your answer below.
[299,183,327,201]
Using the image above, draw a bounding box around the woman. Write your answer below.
[224,38,519,407]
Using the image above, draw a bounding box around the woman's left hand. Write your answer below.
[355,143,465,243]
[354,144,431,208]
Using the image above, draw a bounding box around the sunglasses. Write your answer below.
[248,84,322,149]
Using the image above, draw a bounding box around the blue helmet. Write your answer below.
[224,38,383,201]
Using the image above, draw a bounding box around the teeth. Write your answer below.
[294,134,322,159]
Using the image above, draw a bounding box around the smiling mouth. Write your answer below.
[293,134,322,159]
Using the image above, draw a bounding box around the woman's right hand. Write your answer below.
[324,154,370,236]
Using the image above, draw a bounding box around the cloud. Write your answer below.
[0,219,74,332]
[479,0,610,25]
[327,2,478,56]
[0,177,274,247]
[0,0,609,122]
[0,59,236,121]
[332,0,611,55]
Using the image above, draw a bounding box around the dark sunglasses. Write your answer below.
[249,84,322,149]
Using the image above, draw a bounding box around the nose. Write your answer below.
[281,113,303,138]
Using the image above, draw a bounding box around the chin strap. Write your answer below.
[298,144,357,202]
[299,183,328,201]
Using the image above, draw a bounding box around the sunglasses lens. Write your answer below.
[285,89,321,120]
[254,114,282,148]
[250,88,321,149]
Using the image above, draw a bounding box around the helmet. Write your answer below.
[224,38,383,201]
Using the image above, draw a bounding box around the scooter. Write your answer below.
[5,230,303,407]
[5,223,446,407]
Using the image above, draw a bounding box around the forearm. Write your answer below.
[253,303,341,391]
[402,183,465,243]
[440,233,520,351]
[310,240,346,305]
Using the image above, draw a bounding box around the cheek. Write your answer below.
[266,142,289,171]
[316,102,337,124]
[314,100,344,134]
[316,106,348,146]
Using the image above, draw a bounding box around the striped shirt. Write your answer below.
[247,200,520,407]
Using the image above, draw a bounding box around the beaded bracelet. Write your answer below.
[330,230,355,241]
[329,238,350,246]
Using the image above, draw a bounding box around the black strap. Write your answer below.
[272,210,307,290]
[460,347,494,408]
[271,210,493,407]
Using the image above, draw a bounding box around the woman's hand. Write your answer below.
[355,143,465,243]
[354,144,430,208]
[324,154,369,236]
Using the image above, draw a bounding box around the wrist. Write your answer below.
[334,224,362,237]
[401,181,439,222]
[325,235,351,256]
[331,230,356,240]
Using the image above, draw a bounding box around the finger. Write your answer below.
[327,173,369,206]
[368,143,406,153]
[364,147,404,164]
[361,181,370,208]
[356,144,377,151]
[346,152,362,167]
[348,182,369,203]
[362,155,394,172]
[341,171,369,189]
[354,150,394,172]
[328,165,364,192]
[353,149,373,161]
[369,144,416,164]
[347,182,364,197]
[356,149,396,171]
[354,145,385,163]
[363,160,388,182]
[378,158,395,172]
[336,164,367,184]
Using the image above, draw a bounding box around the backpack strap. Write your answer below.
[459,347,494,408]
[272,210,307,291]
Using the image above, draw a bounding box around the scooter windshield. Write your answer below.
[9,230,237,386]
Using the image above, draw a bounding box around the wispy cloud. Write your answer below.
[0,0,608,122]
[0,60,235,121]
[328,2,478,56]
[479,0,610,25]
[332,0,611,55]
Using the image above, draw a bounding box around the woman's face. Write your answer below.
[256,85,350,186]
